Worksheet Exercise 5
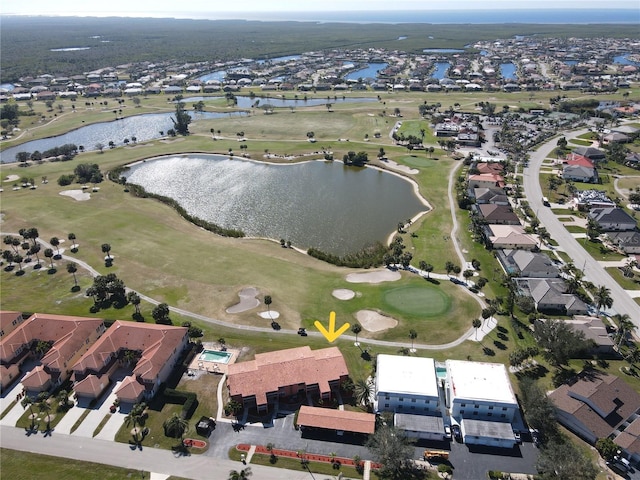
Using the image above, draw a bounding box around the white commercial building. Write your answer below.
[447,359,519,447]
[375,355,440,415]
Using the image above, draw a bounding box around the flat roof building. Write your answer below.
[375,355,440,415]
[447,359,518,423]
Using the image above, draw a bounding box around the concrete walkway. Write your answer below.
[0,394,29,427]
[54,401,87,435]
[363,460,371,480]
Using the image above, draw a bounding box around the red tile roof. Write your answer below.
[74,374,109,398]
[21,365,51,391]
[566,153,594,168]
[0,313,104,368]
[297,405,375,434]
[227,346,348,406]
[72,320,187,383]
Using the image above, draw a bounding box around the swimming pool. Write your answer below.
[199,349,232,364]
[436,367,447,379]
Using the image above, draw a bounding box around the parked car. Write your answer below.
[452,424,462,442]
[297,327,307,336]
[514,430,521,443]
[444,425,452,439]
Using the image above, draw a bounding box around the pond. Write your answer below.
[124,155,427,256]
[614,55,640,66]
[180,95,378,109]
[500,63,517,80]
[344,63,388,81]
[0,111,247,163]
[431,62,451,79]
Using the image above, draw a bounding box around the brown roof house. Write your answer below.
[0,313,106,396]
[297,405,375,437]
[476,204,521,225]
[468,173,506,190]
[549,372,640,462]
[227,346,349,412]
[72,321,188,404]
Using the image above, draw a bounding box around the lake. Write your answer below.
[0,111,247,163]
[344,63,388,81]
[124,155,427,255]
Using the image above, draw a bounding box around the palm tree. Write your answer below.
[68,233,77,250]
[354,378,373,410]
[21,396,36,430]
[613,313,636,350]
[264,295,272,317]
[44,248,54,270]
[57,389,72,411]
[38,396,52,431]
[472,318,482,340]
[351,323,362,345]
[593,285,613,316]
[445,261,455,276]
[228,467,252,480]
[30,244,42,268]
[409,329,418,352]
[163,413,189,441]
[101,243,112,260]
[66,262,78,288]
[3,235,17,253]
[50,237,60,257]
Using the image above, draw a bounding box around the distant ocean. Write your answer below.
[176,9,639,24]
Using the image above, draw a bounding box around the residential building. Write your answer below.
[0,311,25,339]
[446,360,519,447]
[468,173,506,189]
[375,355,440,415]
[514,278,588,315]
[609,231,640,254]
[486,225,537,250]
[72,320,188,404]
[226,346,348,412]
[497,250,560,278]
[589,207,637,232]
[549,372,640,462]
[476,204,521,225]
[572,146,606,163]
[0,313,106,396]
[472,188,510,206]
[561,316,615,355]
[562,165,599,183]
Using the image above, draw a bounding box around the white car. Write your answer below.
[444,425,452,439]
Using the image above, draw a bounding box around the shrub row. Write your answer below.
[307,242,388,268]
[163,387,198,419]
[124,183,245,238]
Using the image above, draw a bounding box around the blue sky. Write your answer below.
[3,0,638,17]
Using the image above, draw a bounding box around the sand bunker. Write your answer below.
[332,289,355,300]
[385,159,419,175]
[226,287,260,314]
[259,311,280,319]
[59,190,91,201]
[356,310,398,332]
[3,175,20,183]
[346,270,401,284]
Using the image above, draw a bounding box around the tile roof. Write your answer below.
[73,374,109,397]
[0,313,104,367]
[297,405,375,434]
[477,204,520,224]
[114,375,146,403]
[21,365,51,391]
[72,320,187,384]
[227,346,348,406]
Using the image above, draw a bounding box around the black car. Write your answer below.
[298,327,307,336]
[452,424,462,442]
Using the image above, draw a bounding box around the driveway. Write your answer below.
[523,129,640,327]
[71,379,122,438]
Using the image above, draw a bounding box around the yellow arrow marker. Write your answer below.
[314,311,350,343]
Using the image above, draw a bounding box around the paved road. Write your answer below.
[523,129,640,327]
[0,425,324,480]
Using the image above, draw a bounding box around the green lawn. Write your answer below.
[605,267,640,291]
[382,285,450,317]
[564,225,586,233]
[0,448,149,480]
